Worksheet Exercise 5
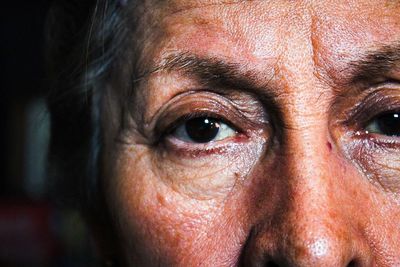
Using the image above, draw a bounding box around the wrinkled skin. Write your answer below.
[102,0,400,266]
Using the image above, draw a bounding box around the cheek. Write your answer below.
[364,220,400,266]
[105,145,257,266]
[339,140,400,261]
[361,189,400,265]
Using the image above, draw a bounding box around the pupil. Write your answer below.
[185,117,220,143]
[377,113,400,136]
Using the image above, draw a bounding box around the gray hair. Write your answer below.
[46,0,137,222]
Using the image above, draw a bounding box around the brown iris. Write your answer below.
[185,117,221,143]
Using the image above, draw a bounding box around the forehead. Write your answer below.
[154,0,400,11]
[139,0,400,67]
[129,0,400,111]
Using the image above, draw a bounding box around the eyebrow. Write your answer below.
[347,42,400,86]
[134,43,400,96]
[141,52,277,100]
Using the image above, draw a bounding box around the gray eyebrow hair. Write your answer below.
[157,52,258,88]
[347,42,400,86]
[140,43,400,92]
[145,52,277,99]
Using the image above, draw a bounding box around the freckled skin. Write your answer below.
[102,1,400,266]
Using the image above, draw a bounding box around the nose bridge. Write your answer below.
[284,123,336,213]
[248,12,365,262]
[271,125,357,265]
[241,94,373,266]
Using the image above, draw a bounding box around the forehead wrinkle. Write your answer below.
[308,8,336,90]
[152,0,251,17]
[130,0,258,82]
[384,0,400,7]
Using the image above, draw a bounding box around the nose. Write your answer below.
[240,134,371,267]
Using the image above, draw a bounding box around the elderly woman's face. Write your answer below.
[102,0,400,265]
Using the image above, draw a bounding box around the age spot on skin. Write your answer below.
[157,193,166,206]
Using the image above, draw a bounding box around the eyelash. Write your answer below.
[166,112,238,135]
[345,88,400,145]
[345,90,400,141]
[153,87,400,155]
[151,112,252,158]
[155,111,242,146]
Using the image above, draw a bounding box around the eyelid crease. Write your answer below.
[142,90,200,141]
[342,88,400,129]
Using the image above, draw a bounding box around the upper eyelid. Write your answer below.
[152,90,266,131]
[342,86,400,118]
[152,101,243,145]
[166,112,241,135]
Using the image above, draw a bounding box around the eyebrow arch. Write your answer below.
[347,42,400,86]
[145,52,277,99]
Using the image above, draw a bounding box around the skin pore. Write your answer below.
[101,0,400,266]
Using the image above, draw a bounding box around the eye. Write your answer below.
[365,111,400,137]
[172,116,236,143]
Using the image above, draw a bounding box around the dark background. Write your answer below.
[1,1,95,266]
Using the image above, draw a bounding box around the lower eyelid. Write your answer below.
[162,135,249,158]
[351,131,400,151]
[168,131,244,146]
